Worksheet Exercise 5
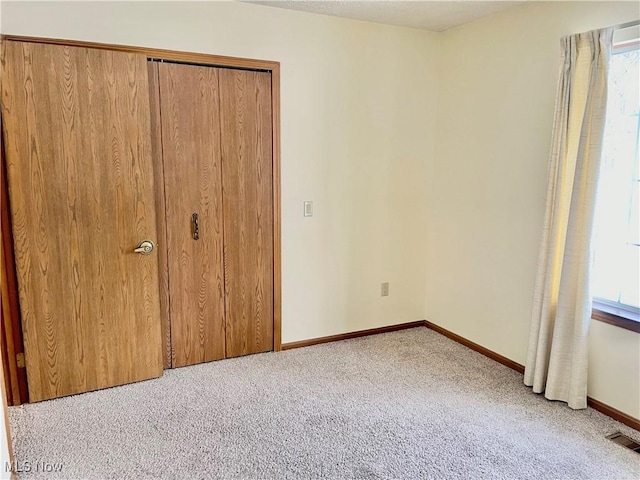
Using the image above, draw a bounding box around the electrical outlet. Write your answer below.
[381,282,389,297]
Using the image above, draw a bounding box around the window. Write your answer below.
[591,37,640,332]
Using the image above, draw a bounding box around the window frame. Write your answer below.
[592,300,640,333]
[591,38,640,334]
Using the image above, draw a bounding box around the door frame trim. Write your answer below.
[0,119,29,405]
[0,35,282,394]
[0,35,280,72]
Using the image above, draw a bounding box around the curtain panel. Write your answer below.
[524,28,614,409]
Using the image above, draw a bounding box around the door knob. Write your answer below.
[134,240,155,255]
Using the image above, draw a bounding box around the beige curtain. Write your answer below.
[524,28,614,409]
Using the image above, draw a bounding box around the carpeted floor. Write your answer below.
[9,327,640,479]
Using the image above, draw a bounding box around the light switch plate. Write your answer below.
[381,282,389,297]
[304,201,313,217]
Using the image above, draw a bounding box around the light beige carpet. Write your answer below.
[9,327,640,479]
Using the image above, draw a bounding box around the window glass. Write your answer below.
[592,44,640,312]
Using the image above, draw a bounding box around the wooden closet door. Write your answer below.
[0,41,163,401]
[157,63,226,367]
[219,69,274,357]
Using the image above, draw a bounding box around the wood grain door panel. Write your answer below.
[147,62,172,369]
[219,69,274,358]
[157,63,226,367]
[0,41,163,401]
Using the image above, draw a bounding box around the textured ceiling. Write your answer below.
[242,1,523,32]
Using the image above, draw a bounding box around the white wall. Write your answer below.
[0,1,440,343]
[429,1,640,418]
